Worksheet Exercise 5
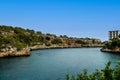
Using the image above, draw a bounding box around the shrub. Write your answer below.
[51,38,62,44]
[66,61,120,80]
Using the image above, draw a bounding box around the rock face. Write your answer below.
[0,46,30,57]
[30,44,82,51]
[30,44,103,51]
[0,44,103,58]
[101,47,120,53]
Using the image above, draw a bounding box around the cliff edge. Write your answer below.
[0,46,30,57]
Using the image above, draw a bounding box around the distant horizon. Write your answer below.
[0,0,120,41]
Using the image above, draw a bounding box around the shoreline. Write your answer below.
[0,47,30,58]
[0,25,103,58]
[0,44,103,58]
[30,45,103,51]
[101,48,120,53]
[30,46,102,51]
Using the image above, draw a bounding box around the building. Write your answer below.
[109,30,120,40]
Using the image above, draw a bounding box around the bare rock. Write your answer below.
[0,47,30,58]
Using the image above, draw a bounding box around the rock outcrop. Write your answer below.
[0,44,103,58]
[101,47,120,53]
[0,46,30,57]
[30,44,82,51]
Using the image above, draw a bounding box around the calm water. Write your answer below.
[0,48,120,80]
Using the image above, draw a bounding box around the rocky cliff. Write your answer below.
[0,46,30,57]
[0,25,103,57]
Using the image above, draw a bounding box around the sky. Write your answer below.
[0,0,120,41]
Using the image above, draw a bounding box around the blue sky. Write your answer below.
[0,0,120,41]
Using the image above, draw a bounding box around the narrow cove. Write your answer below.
[0,48,120,80]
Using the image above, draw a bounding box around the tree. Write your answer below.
[114,61,120,80]
[46,36,51,41]
[51,38,62,44]
[102,61,113,80]
[75,39,86,44]
[36,31,42,35]
[103,38,120,49]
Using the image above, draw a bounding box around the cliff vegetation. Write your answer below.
[0,25,102,57]
[101,38,120,53]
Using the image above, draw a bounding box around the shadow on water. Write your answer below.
[0,56,30,70]
[101,51,120,65]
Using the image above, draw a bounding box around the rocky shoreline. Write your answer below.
[30,44,103,50]
[0,44,103,58]
[101,48,120,53]
[30,45,82,51]
[0,46,30,58]
[0,25,103,58]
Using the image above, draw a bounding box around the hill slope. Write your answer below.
[0,25,102,57]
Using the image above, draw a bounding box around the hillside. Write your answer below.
[0,25,102,57]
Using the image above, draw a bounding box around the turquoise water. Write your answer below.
[0,48,120,80]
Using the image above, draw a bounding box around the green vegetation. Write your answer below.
[66,61,120,80]
[0,25,102,50]
[103,38,120,49]
[75,39,87,44]
[51,38,62,44]
[0,25,45,49]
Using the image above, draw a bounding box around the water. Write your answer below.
[0,48,120,80]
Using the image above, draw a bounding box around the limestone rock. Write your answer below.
[0,47,30,58]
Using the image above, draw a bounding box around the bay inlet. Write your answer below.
[0,48,120,80]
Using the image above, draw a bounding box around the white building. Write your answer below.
[109,30,120,40]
